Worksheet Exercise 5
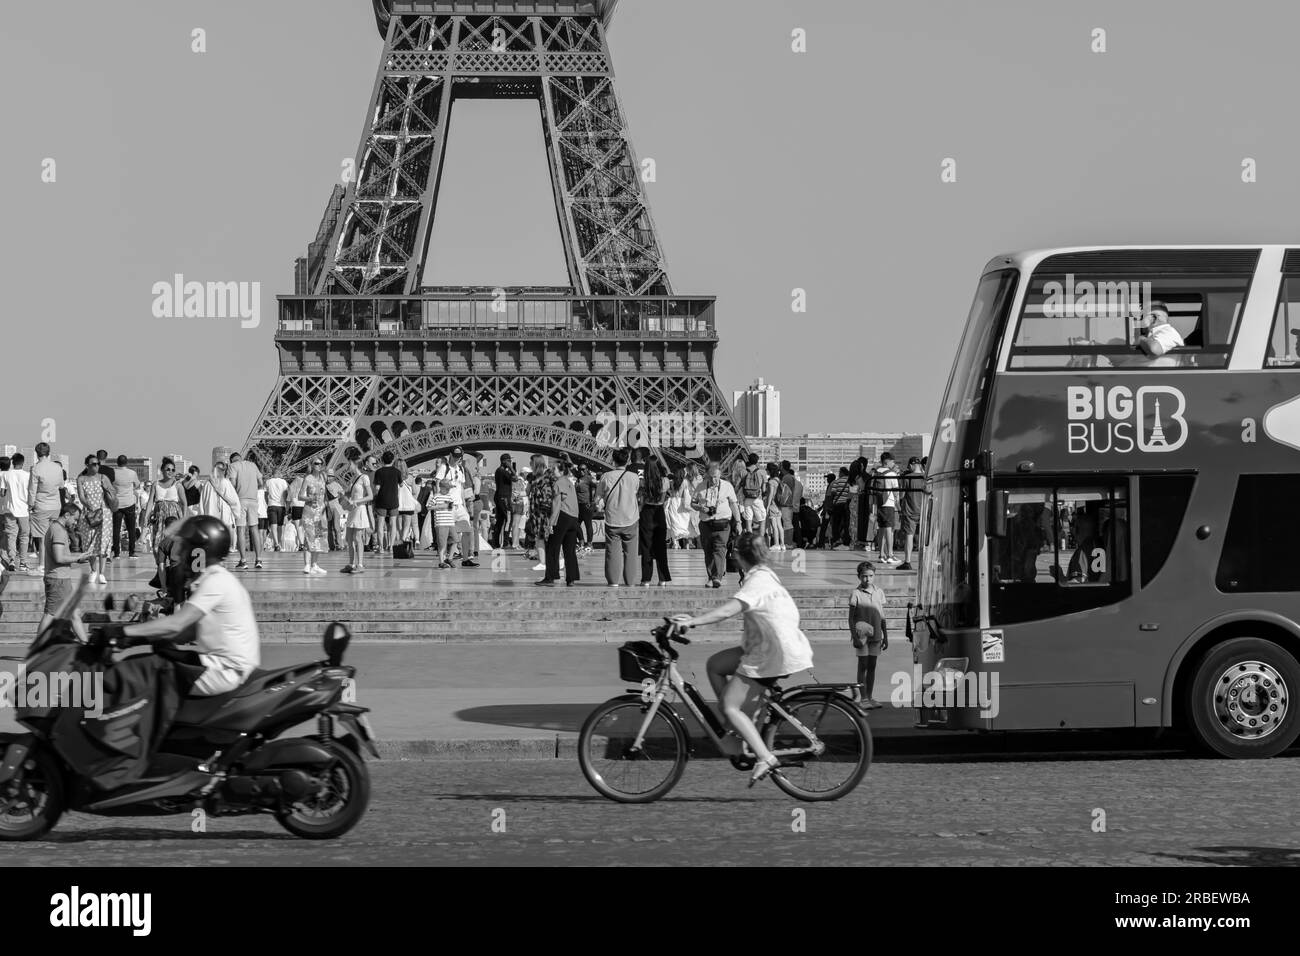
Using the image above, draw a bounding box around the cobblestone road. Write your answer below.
[5,753,1299,866]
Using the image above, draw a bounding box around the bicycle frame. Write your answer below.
[629,660,826,760]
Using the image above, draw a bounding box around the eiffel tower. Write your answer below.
[243,0,747,475]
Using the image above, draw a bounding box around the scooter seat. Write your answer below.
[174,662,317,725]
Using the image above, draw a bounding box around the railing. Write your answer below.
[276,295,717,337]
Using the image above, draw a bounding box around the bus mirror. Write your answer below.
[989,490,1009,538]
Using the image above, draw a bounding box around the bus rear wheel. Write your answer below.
[1187,638,1300,758]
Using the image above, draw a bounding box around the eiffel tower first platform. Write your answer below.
[243,0,748,475]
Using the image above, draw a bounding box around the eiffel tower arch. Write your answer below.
[244,0,748,476]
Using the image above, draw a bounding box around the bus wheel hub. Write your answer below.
[1216,661,1287,739]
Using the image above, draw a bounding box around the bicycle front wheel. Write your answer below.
[578,697,688,804]
[766,694,872,802]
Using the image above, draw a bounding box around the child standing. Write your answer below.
[848,561,888,709]
[431,479,459,569]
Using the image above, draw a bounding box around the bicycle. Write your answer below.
[578,620,872,803]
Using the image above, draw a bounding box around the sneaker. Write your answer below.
[18,564,30,573]
[609,583,621,589]
[710,579,722,589]
[340,565,354,574]
[898,562,913,571]
[461,559,479,568]
[96,573,109,586]
[641,582,652,588]
[311,565,327,575]
[439,561,451,570]
[659,581,671,587]
[235,561,248,571]
[303,567,314,575]
[255,560,265,570]
[534,580,556,587]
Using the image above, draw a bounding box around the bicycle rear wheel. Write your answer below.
[578,697,688,804]
[766,694,871,801]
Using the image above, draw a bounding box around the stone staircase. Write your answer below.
[0,580,917,644]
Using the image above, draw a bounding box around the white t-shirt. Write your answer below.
[185,564,261,677]
[1149,322,1184,353]
[3,470,31,518]
[696,479,737,522]
[874,467,899,508]
[264,476,289,508]
[733,566,814,679]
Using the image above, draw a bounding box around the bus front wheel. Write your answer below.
[1187,638,1300,758]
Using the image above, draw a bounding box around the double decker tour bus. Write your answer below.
[913,245,1300,757]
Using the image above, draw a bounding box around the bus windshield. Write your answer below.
[931,269,1018,475]
[919,479,977,629]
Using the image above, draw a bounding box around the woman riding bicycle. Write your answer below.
[672,532,813,784]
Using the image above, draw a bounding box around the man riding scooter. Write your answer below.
[100,515,260,696]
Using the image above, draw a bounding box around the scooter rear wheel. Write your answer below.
[275,740,371,840]
[0,746,65,841]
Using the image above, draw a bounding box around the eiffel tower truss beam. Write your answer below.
[318,11,669,298]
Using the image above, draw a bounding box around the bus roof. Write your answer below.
[982,244,1294,275]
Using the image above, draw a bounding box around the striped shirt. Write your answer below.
[431,493,458,527]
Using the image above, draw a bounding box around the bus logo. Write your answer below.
[1066,385,1188,454]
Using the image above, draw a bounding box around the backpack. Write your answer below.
[742,467,764,499]
[775,478,793,509]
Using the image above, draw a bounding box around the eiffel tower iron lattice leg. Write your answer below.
[244,1,747,475]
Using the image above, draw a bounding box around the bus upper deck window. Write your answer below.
[1008,262,1250,371]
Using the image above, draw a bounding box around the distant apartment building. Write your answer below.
[745,433,930,500]
[732,378,780,438]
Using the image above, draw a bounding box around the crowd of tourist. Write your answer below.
[0,441,928,594]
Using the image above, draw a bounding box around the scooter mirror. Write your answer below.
[323,622,352,667]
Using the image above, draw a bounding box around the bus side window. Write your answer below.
[1265,276,1300,368]
[990,485,1131,627]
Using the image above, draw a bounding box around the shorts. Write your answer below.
[399,510,415,517]
[374,507,399,518]
[191,659,247,696]
[876,506,897,530]
[30,510,57,538]
[899,509,919,535]
[237,500,259,527]
[741,499,767,525]
[290,506,304,521]
[43,576,75,616]
[853,622,882,657]
[267,506,285,526]
[257,518,268,531]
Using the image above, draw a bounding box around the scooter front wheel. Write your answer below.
[275,739,371,840]
[0,746,65,841]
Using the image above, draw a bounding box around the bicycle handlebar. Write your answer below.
[653,618,692,647]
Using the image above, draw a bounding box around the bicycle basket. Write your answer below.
[618,640,664,682]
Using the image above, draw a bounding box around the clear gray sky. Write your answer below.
[3,0,1300,461]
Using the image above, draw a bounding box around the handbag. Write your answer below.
[393,540,413,560]
[725,530,740,574]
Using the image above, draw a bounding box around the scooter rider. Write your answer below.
[101,515,261,696]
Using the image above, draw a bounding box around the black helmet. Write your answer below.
[176,515,231,569]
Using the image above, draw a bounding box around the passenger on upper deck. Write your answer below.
[1134,301,1184,364]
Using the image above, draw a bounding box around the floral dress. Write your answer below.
[76,474,113,557]
[300,475,329,552]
